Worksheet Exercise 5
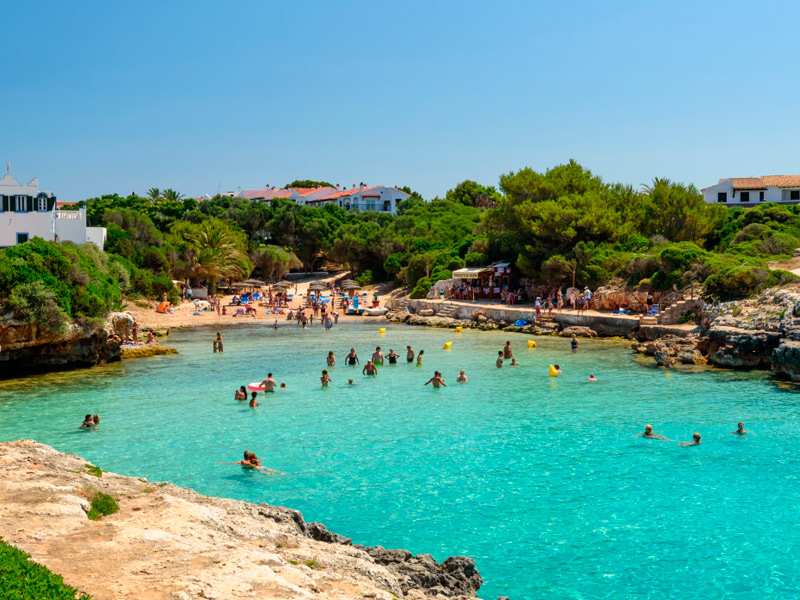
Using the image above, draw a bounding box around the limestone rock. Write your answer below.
[560,326,597,338]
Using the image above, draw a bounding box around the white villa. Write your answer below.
[0,168,106,248]
[206,183,410,215]
[702,175,800,207]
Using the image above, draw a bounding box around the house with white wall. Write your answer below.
[702,175,800,207]
[0,168,106,248]
[308,185,410,215]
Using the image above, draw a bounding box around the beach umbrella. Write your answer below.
[279,280,293,287]
[243,279,265,288]
[341,282,361,289]
[308,282,326,291]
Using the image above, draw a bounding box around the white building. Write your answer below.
[0,169,106,248]
[702,175,800,207]
[307,185,410,215]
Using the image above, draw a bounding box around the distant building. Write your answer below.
[702,175,800,207]
[207,182,410,215]
[0,168,106,248]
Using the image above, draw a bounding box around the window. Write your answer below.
[16,233,28,245]
[792,190,800,201]
[718,192,727,203]
[760,191,765,202]
[740,192,750,203]
[15,196,26,212]
[37,197,48,211]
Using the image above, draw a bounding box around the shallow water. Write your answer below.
[1,322,799,599]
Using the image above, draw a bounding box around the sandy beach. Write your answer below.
[127,274,397,331]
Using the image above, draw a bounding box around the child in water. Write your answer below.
[249,392,261,408]
[321,369,332,387]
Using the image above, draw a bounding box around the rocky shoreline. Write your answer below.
[0,440,483,600]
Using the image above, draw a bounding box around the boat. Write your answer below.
[364,306,388,316]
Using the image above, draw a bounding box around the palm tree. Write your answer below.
[184,220,250,293]
[162,189,184,202]
[147,188,161,201]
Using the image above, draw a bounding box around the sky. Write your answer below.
[4,1,800,201]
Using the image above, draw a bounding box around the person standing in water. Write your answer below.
[496,351,504,368]
[503,341,513,359]
[320,369,332,387]
[260,373,277,392]
[372,347,384,365]
[457,370,468,382]
[235,386,247,400]
[732,422,752,435]
[363,360,378,376]
[80,414,96,429]
[386,348,400,364]
[249,392,261,408]
[571,334,578,353]
[216,332,224,353]
[273,320,279,330]
[346,348,360,366]
[327,351,336,367]
[424,371,448,388]
[406,346,415,363]
[416,350,424,366]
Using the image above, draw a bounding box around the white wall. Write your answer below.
[86,227,107,248]
[704,180,799,205]
[702,180,735,204]
[54,210,87,244]
[0,211,53,247]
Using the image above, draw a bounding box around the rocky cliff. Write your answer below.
[0,312,132,377]
[0,440,483,600]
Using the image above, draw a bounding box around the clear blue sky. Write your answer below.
[5,1,800,201]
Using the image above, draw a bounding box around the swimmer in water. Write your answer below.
[496,351,504,368]
[280,382,287,389]
[348,378,355,385]
[588,374,598,382]
[424,371,447,388]
[554,364,562,374]
[346,348,360,366]
[457,370,468,383]
[680,433,702,446]
[260,373,277,392]
[510,358,520,366]
[327,351,336,367]
[235,386,247,400]
[249,392,261,408]
[372,346,384,365]
[80,414,96,429]
[219,451,283,475]
[635,424,670,441]
[732,422,752,435]
[321,369,332,387]
[406,346,415,363]
[362,360,378,376]
[416,350,424,366]
[503,341,513,359]
[386,348,400,364]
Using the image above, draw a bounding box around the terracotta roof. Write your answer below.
[732,175,800,190]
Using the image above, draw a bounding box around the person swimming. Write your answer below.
[635,424,669,441]
[680,433,702,446]
[732,422,751,435]
[386,349,399,364]
[280,382,287,389]
[588,374,598,382]
[372,346,384,365]
[406,346,415,363]
[249,392,261,408]
[510,358,520,366]
[457,370,468,383]
[496,351,504,368]
[424,371,447,388]
[235,386,247,400]
[362,360,378,376]
[219,451,282,474]
[321,369,332,387]
[347,348,360,366]
[348,378,355,385]
[554,364,562,374]
[80,414,96,429]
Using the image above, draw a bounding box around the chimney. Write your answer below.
[359,182,364,192]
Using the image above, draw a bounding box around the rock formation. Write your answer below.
[0,440,483,600]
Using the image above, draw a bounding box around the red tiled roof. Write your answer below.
[56,201,76,207]
[732,175,800,189]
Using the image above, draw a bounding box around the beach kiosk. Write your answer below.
[451,262,514,300]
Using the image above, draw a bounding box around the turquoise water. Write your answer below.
[1,322,799,599]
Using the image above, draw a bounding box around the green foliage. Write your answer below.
[0,537,92,599]
[251,245,302,281]
[303,560,320,569]
[86,491,119,521]
[444,180,502,207]
[464,252,487,266]
[85,464,103,478]
[355,270,374,286]
[410,277,431,299]
[5,282,69,333]
[704,267,798,301]
[284,180,334,189]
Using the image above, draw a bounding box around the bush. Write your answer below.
[0,537,91,599]
[464,252,487,267]
[86,491,119,521]
[4,281,69,333]
[355,270,374,286]
[410,277,431,299]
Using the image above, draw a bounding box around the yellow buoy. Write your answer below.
[527,340,536,348]
[455,326,462,333]
[548,364,559,377]
[378,328,386,334]
[443,342,452,349]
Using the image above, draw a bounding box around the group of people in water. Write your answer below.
[636,422,752,446]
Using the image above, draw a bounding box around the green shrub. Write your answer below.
[410,277,431,299]
[464,252,487,266]
[86,491,119,521]
[4,281,69,333]
[85,464,103,478]
[0,537,91,599]
[355,270,374,286]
